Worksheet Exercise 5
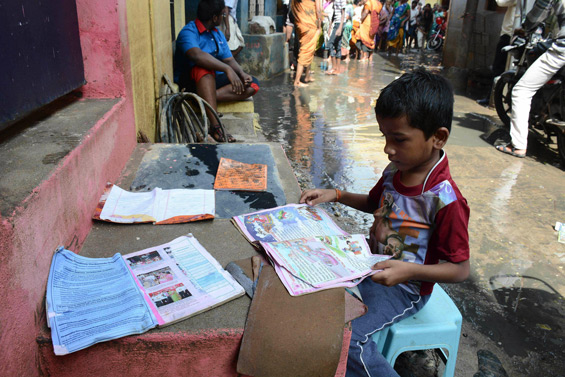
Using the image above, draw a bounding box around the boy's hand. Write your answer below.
[299,189,337,206]
[370,260,416,286]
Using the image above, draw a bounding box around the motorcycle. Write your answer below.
[426,17,446,51]
[493,27,565,165]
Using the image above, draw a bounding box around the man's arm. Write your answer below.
[186,48,244,93]
[223,57,253,85]
[523,0,553,32]
[337,6,345,36]
[223,6,231,41]
[370,259,470,287]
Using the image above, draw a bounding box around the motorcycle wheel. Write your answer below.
[493,72,516,129]
[427,36,442,51]
[557,129,565,167]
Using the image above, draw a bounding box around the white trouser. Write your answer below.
[510,43,565,149]
[417,29,425,49]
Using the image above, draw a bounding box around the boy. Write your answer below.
[299,70,470,376]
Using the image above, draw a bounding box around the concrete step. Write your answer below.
[0,94,137,375]
[220,112,265,142]
[35,143,348,376]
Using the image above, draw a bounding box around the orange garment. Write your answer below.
[359,0,381,50]
[292,0,320,66]
[350,19,360,45]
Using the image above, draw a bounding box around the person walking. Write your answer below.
[292,0,323,86]
[356,0,382,61]
[387,0,410,55]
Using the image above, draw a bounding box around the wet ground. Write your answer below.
[253,50,565,376]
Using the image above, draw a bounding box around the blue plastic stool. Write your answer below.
[371,285,462,377]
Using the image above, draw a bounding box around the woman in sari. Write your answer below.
[386,0,409,55]
[292,0,323,86]
[356,0,381,61]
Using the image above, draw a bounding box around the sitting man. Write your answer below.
[174,0,259,142]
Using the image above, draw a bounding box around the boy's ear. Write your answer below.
[432,127,449,149]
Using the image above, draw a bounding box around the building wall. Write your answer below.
[0,0,137,375]
[127,0,181,142]
[443,0,505,70]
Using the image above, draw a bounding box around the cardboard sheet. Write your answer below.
[236,261,345,377]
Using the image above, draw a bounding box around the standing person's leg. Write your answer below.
[499,47,565,156]
[492,34,512,77]
[346,280,429,376]
[327,23,342,74]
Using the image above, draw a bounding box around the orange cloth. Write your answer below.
[359,0,381,50]
[292,0,320,66]
[387,28,404,50]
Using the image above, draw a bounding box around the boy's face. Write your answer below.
[377,115,443,176]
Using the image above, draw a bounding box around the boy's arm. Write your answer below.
[299,189,377,213]
[370,259,470,287]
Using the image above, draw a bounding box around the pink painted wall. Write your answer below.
[0,0,136,375]
[37,327,352,376]
[76,0,128,98]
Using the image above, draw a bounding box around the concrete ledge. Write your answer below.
[238,33,288,80]
[217,97,254,114]
[0,96,136,375]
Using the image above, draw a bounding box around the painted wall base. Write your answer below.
[238,33,288,80]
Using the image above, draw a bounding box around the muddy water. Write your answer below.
[255,52,442,231]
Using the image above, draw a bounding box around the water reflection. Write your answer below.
[255,53,440,230]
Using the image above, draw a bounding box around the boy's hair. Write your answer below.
[197,0,226,22]
[374,69,454,139]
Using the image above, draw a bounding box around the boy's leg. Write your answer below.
[346,280,429,377]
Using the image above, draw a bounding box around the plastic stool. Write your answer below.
[371,285,462,377]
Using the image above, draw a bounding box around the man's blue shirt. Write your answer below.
[174,19,232,84]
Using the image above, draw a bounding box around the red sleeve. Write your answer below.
[368,176,385,209]
[426,196,470,264]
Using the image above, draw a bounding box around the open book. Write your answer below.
[93,184,215,224]
[232,204,390,296]
[45,235,244,355]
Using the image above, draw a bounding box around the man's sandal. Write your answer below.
[210,124,236,143]
[495,145,526,158]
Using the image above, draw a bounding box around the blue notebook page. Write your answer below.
[46,247,158,355]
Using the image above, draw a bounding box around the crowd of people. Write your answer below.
[286,0,449,85]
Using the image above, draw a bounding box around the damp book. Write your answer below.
[45,234,244,355]
[93,183,215,224]
[231,204,391,296]
[213,157,268,192]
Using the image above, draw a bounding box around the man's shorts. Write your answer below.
[185,67,259,95]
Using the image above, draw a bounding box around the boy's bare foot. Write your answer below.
[294,81,309,87]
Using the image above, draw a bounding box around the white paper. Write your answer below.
[100,185,215,224]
